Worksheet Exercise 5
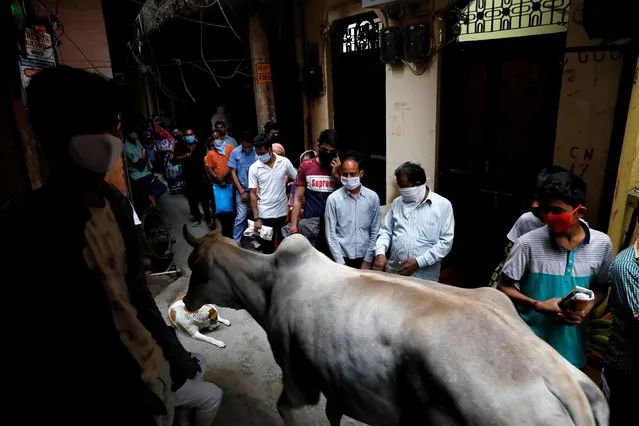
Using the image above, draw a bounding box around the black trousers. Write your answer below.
[315,215,333,260]
[604,364,637,426]
[184,181,212,224]
[216,212,235,239]
[344,258,364,269]
[260,216,287,254]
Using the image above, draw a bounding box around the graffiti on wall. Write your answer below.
[569,145,594,178]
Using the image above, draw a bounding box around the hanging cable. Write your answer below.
[61,31,110,77]
[217,0,241,41]
[198,0,220,8]
[130,0,229,29]
[200,8,221,87]
[175,59,196,102]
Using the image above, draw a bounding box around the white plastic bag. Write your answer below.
[244,220,273,241]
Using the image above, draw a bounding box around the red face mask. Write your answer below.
[541,205,582,234]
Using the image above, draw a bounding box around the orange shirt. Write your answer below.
[204,144,234,183]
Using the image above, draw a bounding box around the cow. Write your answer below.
[182,225,608,426]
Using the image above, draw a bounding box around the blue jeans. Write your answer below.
[233,190,250,243]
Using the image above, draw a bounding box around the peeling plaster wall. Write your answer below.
[553,0,623,225]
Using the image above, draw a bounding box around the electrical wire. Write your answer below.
[174,59,197,102]
[217,0,241,41]
[61,30,110,77]
[200,8,220,87]
[36,1,109,76]
[197,0,220,8]
[157,58,247,66]
[130,0,229,29]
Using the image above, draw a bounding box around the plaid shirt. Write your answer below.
[604,242,639,374]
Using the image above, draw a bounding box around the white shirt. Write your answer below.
[506,211,544,243]
[374,189,454,281]
[248,154,297,219]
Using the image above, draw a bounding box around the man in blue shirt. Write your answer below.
[214,120,237,147]
[498,171,613,368]
[325,158,380,269]
[229,131,256,243]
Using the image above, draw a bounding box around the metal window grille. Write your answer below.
[341,17,383,53]
[457,0,570,36]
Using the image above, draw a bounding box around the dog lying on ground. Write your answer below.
[168,297,231,348]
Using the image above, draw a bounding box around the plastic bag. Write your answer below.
[213,183,234,214]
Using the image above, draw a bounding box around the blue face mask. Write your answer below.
[258,153,272,163]
[184,135,196,143]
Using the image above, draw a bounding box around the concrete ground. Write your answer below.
[153,193,363,425]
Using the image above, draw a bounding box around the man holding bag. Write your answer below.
[248,134,297,254]
[204,129,235,237]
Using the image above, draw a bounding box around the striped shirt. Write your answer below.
[506,212,544,243]
[501,222,613,368]
[375,189,454,281]
[324,185,381,264]
[604,242,639,375]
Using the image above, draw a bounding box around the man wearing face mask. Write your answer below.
[488,165,568,288]
[264,120,280,143]
[214,120,237,147]
[324,158,380,269]
[498,171,613,369]
[248,134,297,254]
[173,129,212,227]
[290,129,341,256]
[205,129,235,237]
[373,162,455,281]
[229,131,257,243]
[7,66,206,425]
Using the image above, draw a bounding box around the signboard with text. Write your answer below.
[256,63,272,84]
[24,28,56,66]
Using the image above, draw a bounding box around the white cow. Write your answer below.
[183,225,608,426]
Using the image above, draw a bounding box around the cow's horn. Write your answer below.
[183,224,199,247]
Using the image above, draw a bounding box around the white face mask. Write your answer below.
[258,153,272,163]
[399,184,426,204]
[341,176,361,191]
[68,133,123,174]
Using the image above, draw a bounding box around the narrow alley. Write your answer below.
[4,0,638,425]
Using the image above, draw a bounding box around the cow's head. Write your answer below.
[182,223,244,312]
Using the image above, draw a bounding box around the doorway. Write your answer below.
[438,34,566,287]
[331,12,386,201]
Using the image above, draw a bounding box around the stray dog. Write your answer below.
[168,297,231,348]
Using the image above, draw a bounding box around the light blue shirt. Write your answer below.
[225,135,238,147]
[375,189,455,281]
[325,186,381,264]
[228,146,256,190]
[124,140,151,181]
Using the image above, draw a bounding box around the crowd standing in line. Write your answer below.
[13,66,635,426]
